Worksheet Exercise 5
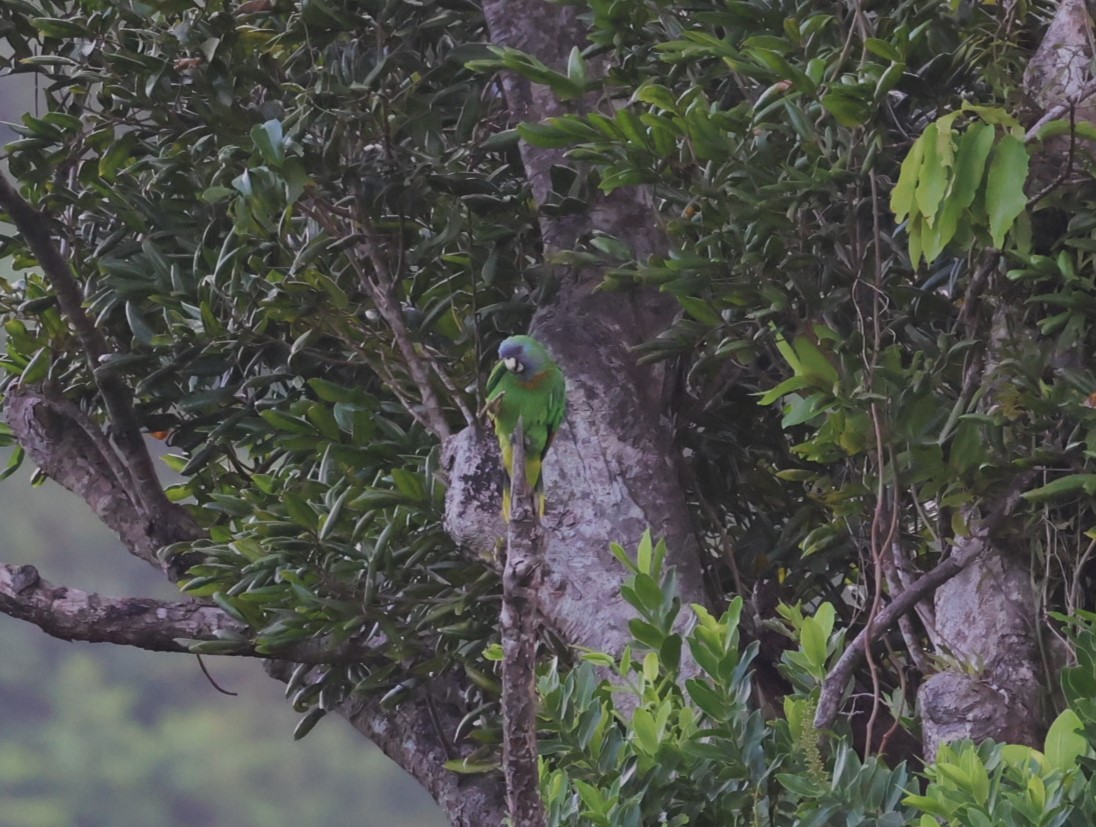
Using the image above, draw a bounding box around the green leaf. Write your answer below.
[914,123,948,220]
[950,122,995,209]
[31,17,89,38]
[631,708,659,755]
[1045,708,1087,771]
[442,758,500,774]
[756,374,814,406]
[891,136,925,222]
[292,707,327,740]
[251,119,284,166]
[566,46,586,85]
[985,134,1029,247]
[676,295,720,325]
[790,335,838,384]
[99,133,136,180]
[864,38,901,62]
[634,83,679,113]
[517,121,575,148]
[19,347,50,384]
[0,445,25,480]
[800,617,827,674]
[1022,474,1096,502]
[821,87,870,127]
[283,491,318,531]
[125,301,155,346]
[642,651,659,682]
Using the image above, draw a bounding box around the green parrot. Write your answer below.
[484,335,567,521]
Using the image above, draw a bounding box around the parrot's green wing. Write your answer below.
[542,375,566,456]
[485,359,507,400]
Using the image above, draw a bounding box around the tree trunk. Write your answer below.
[444,0,707,663]
[918,541,1041,758]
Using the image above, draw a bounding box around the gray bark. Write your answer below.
[918,548,1041,758]
[5,384,198,575]
[916,310,1042,758]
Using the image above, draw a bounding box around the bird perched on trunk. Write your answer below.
[484,335,567,521]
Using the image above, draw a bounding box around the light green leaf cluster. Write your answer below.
[891,107,1030,265]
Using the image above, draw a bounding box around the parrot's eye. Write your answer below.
[504,356,522,373]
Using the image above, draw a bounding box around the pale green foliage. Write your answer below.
[890,106,1031,265]
[540,534,913,826]
[904,736,1096,827]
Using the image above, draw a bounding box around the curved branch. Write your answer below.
[0,172,198,544]
[814,471,1037,731]
[0,560,237,652]
[4,384,196,575]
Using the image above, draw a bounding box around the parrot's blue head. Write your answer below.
[498,335,550,377]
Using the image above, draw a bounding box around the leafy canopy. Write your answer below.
[5,0,1096,822]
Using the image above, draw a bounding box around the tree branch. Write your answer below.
[0,560,391,664]
[501,424,547,827]
[285,663,509,827]
[300,197,459,441]
[4,384,197,576]
[0,172,199,550]
[814,471,1037,731]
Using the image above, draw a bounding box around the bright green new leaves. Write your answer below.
[985,135,1030,247]
[892,108,1030,266]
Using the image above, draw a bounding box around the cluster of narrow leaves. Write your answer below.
[0,0,542,735]
[537,535,913,827]
[537,536,1096,827]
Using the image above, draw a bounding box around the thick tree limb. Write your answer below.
[500,427,547,827]
[279,663,509,827]
[0,561,386,664]
[4,384,197,576]
[0,172,200,552]
[814,471,1036,731]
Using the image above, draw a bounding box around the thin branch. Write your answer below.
[814,470,1037,731]
[1024,79,1096,140]
[882,541,932,677]
[356,228,456,440]
[501,423,547,827]
[302,198,456,440]
[0,561,383,664]
[0,172,191,537]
